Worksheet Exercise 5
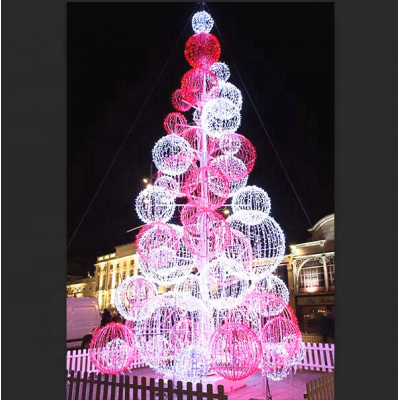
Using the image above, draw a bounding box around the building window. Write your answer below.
[109,265,113,270]
[130,269,134,277]
[131,260,134,266]
[298,259,325,292]
[326,256,335,286]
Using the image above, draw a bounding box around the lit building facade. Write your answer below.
[285,214,335,331]
[67,276,97,298]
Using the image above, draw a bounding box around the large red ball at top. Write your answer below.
[184,33,221,69]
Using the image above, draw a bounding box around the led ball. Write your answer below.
[157,162,198,198]
[175,345,210,383]
[218,82,243,110]
[183,209,231,259]
[152,134,193,176]
[261,314,302,380]
[182,166,229,210]
[174,274,202,300]
[209,323,262,381]
[201,257,249,310]
[227,214,285,279]
[192,11,214,34]
[154,175,180,198]
[163,112,188,135]
[135,185,176,224]
[115,276,157,321]
[201,98,241,138]
[138,226,194,285]
[136,222,179,267]
[218,133,256,175]
[232,185,271,225]
[172,89,191,112]
[219,132,242,155]
[209,154,248,182]
[181,68,219,107]
[89,323,136,374]
[185,33,221,69]
[210,62,230,82]
[224,228,253,276]
[250,274,289,312]
[134,293,209,376]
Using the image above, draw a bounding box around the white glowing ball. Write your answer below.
[135,185,176,224]
[152,134,193,176]
[192,11,214,34]
[174,345,210,383]
[134,293,210,376]
[200,257,249,310]
[210,62,230,82]
[174,274,203,300]
[201,98,241,138]
[232,186,271,225]
[250,273,289,312]
[227,214,286,279]
[154,175,180,198]
[218,82,243,110]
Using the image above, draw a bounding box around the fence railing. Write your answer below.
[303,372,334,400]
[66,349,147,374]
[296,342,334,373]
[67,370,228,400]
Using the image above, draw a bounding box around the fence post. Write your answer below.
[140,376,147,400]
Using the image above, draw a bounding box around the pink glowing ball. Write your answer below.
[209,323,262,381]
[136,222,179,267]
[183,209,231,258]
[163,112,188,136]
[89,323,137,375]
[182,166,229,210]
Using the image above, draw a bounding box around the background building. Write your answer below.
[285,214,335,342]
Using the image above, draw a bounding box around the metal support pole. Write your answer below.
[265,375,273,400]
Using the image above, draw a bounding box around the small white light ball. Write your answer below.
[210,62,231,82]
[232,185,271,225]
[192,11,214,34]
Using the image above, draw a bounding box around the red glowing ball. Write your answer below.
[183,209,231,258]
[209,323,262,381]
[181,68,219,107]
[182,166,229,210]
[184,33,221,69]
[136,222,179,267]
[89,323,137,375]
[171,89,192,112]
[163,112,188,135]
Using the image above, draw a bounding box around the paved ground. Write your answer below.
[125,367,325,400]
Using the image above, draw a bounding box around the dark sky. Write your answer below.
[67,2,334,275]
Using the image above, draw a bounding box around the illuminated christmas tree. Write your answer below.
[91,8,305,386]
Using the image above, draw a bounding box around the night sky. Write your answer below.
[67,2,334,275]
